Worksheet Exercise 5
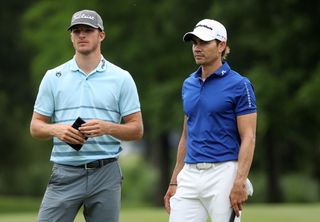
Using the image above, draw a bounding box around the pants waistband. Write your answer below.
[58,158,117,170]
[186,162,224,170]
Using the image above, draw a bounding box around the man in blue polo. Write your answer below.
[30,9,143,222]
[164,19,257,222]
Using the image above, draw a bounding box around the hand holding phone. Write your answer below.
[66,117,88,151]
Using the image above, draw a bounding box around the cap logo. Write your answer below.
[195,24,212,30]
[68,10,104,31]
[74,13,95,21]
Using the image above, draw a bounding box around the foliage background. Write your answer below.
[0,0,319,206]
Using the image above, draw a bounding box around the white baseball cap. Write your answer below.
[183,19,227,42]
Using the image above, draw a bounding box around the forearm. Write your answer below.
[164,132,186,213]
[105,121,143,141]
[170,143,186,184]
[235,135,255,183]
[235,113,257,184]
[30,118,55,140]
[169,116,187,184]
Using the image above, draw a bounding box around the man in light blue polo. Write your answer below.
[164,19,256,222]
[30,9,143,222]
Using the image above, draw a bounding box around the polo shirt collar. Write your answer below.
[215,62,231,77]
[70,55,107,73]
[193,61,231,78]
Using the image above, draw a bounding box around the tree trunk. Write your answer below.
[313,141,320,200]
[265,130,284,202]
[150,133,171,206]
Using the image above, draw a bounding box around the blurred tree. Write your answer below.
[209,0,320,202]
[12,0,320,204]
[0,0,38,194]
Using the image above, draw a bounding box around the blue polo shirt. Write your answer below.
[34,56,141,165]
[182,62,256,163]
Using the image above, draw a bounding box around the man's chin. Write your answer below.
[195,60,204,65]
[78,49,92,55]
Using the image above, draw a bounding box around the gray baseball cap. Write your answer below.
[68,9,104,31]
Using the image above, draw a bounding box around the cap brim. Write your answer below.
[67,22,100,31]
[183,32,195,42]
[183,31,215,42]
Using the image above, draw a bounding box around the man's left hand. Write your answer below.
[79,119,110,137]
[229,180,248,217]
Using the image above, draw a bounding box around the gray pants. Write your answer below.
[38,161,122,222]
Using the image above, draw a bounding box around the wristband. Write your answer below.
[169,183,177,186]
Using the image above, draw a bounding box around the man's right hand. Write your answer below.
[53,124,86,144]
[164,185,177,214]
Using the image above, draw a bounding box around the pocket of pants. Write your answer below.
[48,165,82,186]
[48,166,61,185]
[169,195,179,210]
[115,161,123,184]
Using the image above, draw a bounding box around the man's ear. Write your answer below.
[99,31,106,41]
[218,41,227,53]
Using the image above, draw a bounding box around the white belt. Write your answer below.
[186,162,215,170]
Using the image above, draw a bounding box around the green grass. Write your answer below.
[0,204,319,222]
[0,208,169,222]
[241,204,320,222]
[0,196,41,213]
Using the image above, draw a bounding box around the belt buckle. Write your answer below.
[196,163,213,170]
[84,163,96,170]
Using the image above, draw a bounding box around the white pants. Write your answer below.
[169,161,238,222]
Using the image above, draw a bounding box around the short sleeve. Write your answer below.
[235,78,257,116]
[119,73,141,117]
[34,71,55,117]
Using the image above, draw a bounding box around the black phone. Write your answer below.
[67,117,88,151]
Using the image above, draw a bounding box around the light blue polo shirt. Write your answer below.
[182,62,256,163]
[34,56,141,165]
